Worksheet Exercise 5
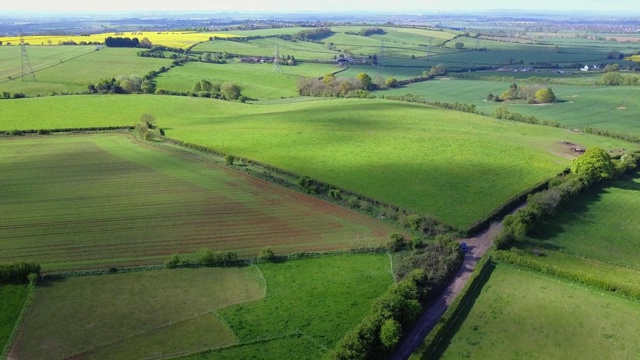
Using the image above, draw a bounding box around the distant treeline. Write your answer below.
[345,28,386,36]
[104,36,139,48]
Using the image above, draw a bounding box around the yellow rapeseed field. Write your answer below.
[0,31,240,49]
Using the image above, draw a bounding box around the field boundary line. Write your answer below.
[142,332,301,360]
[1,284,36,360]
[65,304,264,360]
[387,252,397,283]
[213,311,239,343]
[293,328,330,352]
[63,312,219,359]
[252,263,268,298]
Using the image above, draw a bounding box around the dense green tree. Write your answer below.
[323,73,336,85]
[385,77,399,88]
[571,147,616,183]
[600,71,623,86]
[220,82,241,100]
[257,247,275,262]
[534,87,556,103]
[454,42,465,49]
[139,37,153,49]
[380,319,402,349]
[429,63,447,76]
[356,72,373,90]
[603,63,620,73]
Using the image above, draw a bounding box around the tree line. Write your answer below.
[495,148,638,250]
[345,28,386,36]
[487,83,556,104]
[104,36,151,48]
[0,261,40,284]
[330,237,463,359]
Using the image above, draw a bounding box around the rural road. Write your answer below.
[391,207,522,360]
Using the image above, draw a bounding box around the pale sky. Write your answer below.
[1,0,638,13]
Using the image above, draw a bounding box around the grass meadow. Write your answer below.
[0,134,396,270]
[199,254,392,359]
[192,37,338,61]
[0,47,172,95]
[11,254,391,360]
[0,96,635,230]
[155,62,337,100]
[529,173,640,269]
[0,284,30,353]
[10,267,263,360]
[438,263,640,360]
[0,45,95,81]
[385,78,640,136]
[178,335,325,360]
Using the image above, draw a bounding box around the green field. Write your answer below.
[10,254,391,360]
[385,78,640,136]
[0,47,171,95]
[179,335,325,360]
[9,267,263,359]
[0,45,95,81]
[0,285,30,353]
[155,62,337,99]
[0,96,635,229]
[439,263,640,360]
[530,173,640,269]
[192,37,339,61]
[0,134,396,270]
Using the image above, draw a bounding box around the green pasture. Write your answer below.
[367,27,456,46]
[218,254,393,354]
[0,96,635,229]
[0,284,29,352]
[11,254,391,360]
[497,249,640,298]
[155,62,336,99]
[337,64,427,80]
[456,70,602,84]
[0,133,396,270]
[225,27,310,37]
[439,263,640,360]
[10,267,263,360]
[160,98,633,228]
[0,47,171,96]
[0,45,95,82]
[384,78,640,136]
[179,335,325,360]
[529,173,640,269]
[192,37,338,61]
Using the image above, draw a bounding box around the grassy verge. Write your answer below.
[0,284,31,357]
[409,256,494,360]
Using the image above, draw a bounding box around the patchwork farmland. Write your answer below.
[0,134,396,271]
[1,11,640,360]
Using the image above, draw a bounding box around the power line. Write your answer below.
[273,44,283,74]
[20,28,36,81]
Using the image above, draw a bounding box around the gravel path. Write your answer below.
[391,207,522,360]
